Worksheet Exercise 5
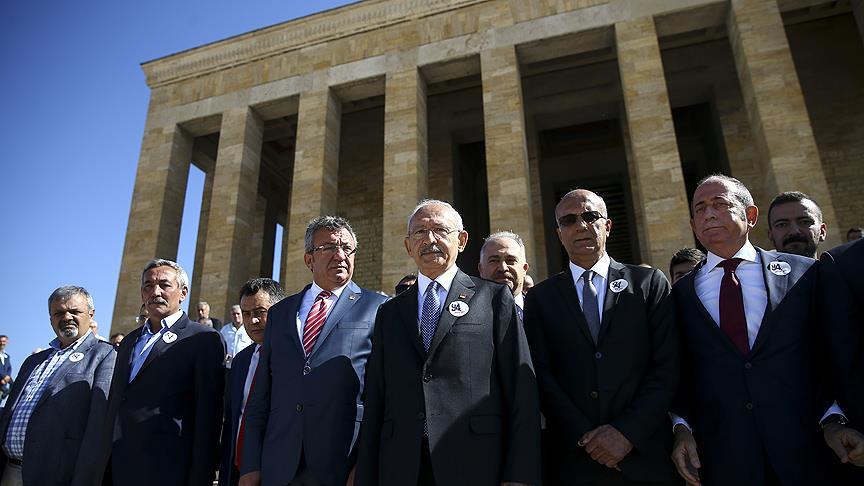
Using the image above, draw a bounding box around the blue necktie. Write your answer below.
[581,270,601,344]
[421,281,441,352]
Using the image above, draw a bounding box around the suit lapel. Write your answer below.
[750,248,790,355]
[310,281,361,356]
[397,285,426,358]
[36,334,98,408]
[427,270,475,360]
[284,288,307,355]
[683,260,744,355]
[597,261,625,344]
[552,270,595,346]
[136,313,190,379]
[116,326,140,384]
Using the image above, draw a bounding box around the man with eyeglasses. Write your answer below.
[523,189,680,485]
[356,199,540,486]
[239,216,387,486]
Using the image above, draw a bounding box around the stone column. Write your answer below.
[480,46,536,264]
[199,107,264,320]
[189,169,215,310]
[524,115,548,279]
[727,0,840,246]
[853,0,864,46]
[382,68,428,290]
[246,194,269,281]
[616,17,693,269]
[112,123,192,333]
[282,88,342,293]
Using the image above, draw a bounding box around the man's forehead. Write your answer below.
[483,239,522,258]
[556,193,598,214]
[411,206,457,227]
[240,292,271,309]
[50,295,87,310]
[771,200,817,219]
[314,227,354,243]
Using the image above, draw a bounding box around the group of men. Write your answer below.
[0,174,862,486]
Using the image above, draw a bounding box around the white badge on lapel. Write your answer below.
[69,352,84,363]
[448,301,469,317]
[609,279,628,293]
[163,331,178,344]
[767,261,791,276]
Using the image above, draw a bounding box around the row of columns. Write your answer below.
[112,0,838,331]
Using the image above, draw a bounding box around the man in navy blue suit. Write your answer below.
[239,216,388,486]
[219,278,285,486]
[670,175,841,485]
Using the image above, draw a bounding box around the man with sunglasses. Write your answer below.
[238,216,388,486]
[524,189,680,485]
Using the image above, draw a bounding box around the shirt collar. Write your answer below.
[704,240,759,273]
[142,309,184,336]
[569,252,612,281]
[49,329,92,352]
[309,281,348,300]
[418,264,459,296]
[514,292,525,309]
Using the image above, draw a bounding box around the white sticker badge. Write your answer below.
[767,261,791,276]
[448,301,470,317]
[163,331,178,344]
[609,279,629,293]
[69,352,84,363]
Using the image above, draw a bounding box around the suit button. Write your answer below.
[423,374,432,383]
[744,362,752,370]
[303,365,312,375]
[417,412,425,420]
[745,402,753,411]
[594,352,602,359]
[296,404,303,412]
[590,391,599,399]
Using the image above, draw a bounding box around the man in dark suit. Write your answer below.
[524,189,680,485]
[0,336,11,401]
[0,286,115,485]
[239,216,388,486]
[477,231,529,320]
[355,199,540,486]
[219,278,285,486]
[670,175,840,485]
[100,259,225,486]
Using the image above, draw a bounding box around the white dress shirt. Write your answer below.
[295,281,348,341]
[569,252,612,322]
[416,264,460,330]
[220,323,252,367]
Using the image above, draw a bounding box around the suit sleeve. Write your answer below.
[354,308,386,486]
[523,289,596,440]
[71,346,116,486]
[240,313,274,475]
[609,269,679,450]
[188,332,226,486]
[495,286,541,484]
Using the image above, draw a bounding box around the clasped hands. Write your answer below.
[578,424,633,470]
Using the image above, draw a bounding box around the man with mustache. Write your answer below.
[219,278,285,486]
[99,259,225,486]
[356,199,540,486]
[478,231,529,320]
[767,191,827,259]
[0,286,115,486]
[523,189,680,485]
[239,216,387,486]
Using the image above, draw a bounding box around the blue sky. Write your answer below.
[0,0,352,377]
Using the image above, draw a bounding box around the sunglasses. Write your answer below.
[557,210,607,227]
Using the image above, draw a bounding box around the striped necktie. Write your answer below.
[302,290,332,356]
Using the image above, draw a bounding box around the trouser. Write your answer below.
[417,438,436,486]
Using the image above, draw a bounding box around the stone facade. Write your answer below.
[112,0,864,330]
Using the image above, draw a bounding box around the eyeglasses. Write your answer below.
[408,227,458,241]
[557,210,607,227]
[310,243,357,257]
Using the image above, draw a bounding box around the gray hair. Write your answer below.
[239,278,286,306]
[407,199,464,233]
[142,259,189,290]
[481,231,526,260]
[49,285,94,311]
[696,174,754,217]
[198,301,209,308]
[304,216,358,254]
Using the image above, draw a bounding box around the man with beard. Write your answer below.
[0,286,115,485]
[767,191,826,258]
[478,231,529,320]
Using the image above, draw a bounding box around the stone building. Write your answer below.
[112,0,864,330]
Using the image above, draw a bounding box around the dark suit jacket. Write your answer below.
[219,343,256,486]
[524,260,679,483]
[100,313,225,486]
[355,269,540,486]
[241,281,387,486]
[0,352,10,380]
[673,248,831,485]
[820,239,864,426]
[0,333,115,486]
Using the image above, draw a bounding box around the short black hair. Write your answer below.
[768,191,822,224]
[239,278,286,306]
[669,248,706,276]
[848,227,864,239]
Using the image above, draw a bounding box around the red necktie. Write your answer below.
[718,258,749,355]
[235,362,258,468]
[302,291,332,356]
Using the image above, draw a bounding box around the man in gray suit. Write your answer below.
[0,286,116,486]
[239,216,388,486]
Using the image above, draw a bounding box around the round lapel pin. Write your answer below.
[448,301,469,317]
[162,331,178,344]
[767,261,791,276]
[69,352,84,363]
[609,279,628,293]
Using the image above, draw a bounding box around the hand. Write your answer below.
[580,424,633,469]
[346,465,356,486]
[238,471,261,486]
[671,425,701,485]
[824,423,864,466]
